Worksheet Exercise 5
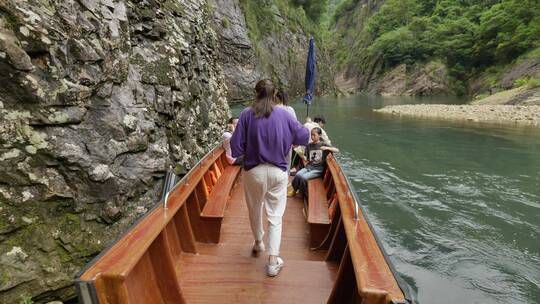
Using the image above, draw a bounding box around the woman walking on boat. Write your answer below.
[231,79,309,277]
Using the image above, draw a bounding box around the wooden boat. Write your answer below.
[76,143,413,304]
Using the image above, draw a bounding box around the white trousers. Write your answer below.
[243,164,288,256]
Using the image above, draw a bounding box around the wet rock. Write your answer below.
[0,0,231,301]
[101,201,122,223]
[67,38,102,63]
[0,246,39,292]
[29,107,87,125]
[89,164,113,182]
[0,27,34,71]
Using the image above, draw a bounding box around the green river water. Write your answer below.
[234,95,540,304]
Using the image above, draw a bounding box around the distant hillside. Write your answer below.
[330,0,540,97]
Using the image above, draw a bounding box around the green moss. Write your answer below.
[1,270,9,286]
[55,246,73,263]
[64,213,80,225]
[139,8,156,20]
[163,0,185,16]
[521,47,540,60]
[174,164,186,176]
[47,111,70,124]
[527,77,540,89]
[204,2,215,15]
[39,0,56,14]
[19,294,33,304]
[131,51,176,86]
[23,126,48,150]
[0,5,19,31]
[221,16,230,28]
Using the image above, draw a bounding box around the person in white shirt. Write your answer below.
[276,89,297,174]
[276,89,297,120]
[222,117,243,165]
[303,115,331,145]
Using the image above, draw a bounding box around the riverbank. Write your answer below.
[375,104,540,127]
[375,86,540,127]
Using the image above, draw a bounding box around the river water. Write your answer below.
[232,95,540,303]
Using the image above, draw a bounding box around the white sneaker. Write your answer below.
[252,241,265,256]
[266,257,284,277]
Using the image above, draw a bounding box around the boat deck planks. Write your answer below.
[178,174,338,303]
[178,255,337,304]
[76,147,410,304]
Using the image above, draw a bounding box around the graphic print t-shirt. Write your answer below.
[306,142,330,170]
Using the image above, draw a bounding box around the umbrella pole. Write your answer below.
[306,103,310,118]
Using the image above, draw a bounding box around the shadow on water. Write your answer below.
[233,94,540,304]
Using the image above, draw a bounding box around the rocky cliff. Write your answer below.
[335,60,451,96]
[210,0,336,102]
[0,0,229,302]
[208,0,260,102]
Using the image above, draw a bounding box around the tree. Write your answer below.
[292,0,329,23]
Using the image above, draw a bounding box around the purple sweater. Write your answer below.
[231,106,309,171]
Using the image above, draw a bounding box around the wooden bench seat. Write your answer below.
[200,164,242,243]
[307,178,331,248]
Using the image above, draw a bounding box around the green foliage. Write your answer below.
[515,76,540,89]
[514,78,529,87]
[332,0,540,92]
[476,0,540,62]
[292,0,329,23]
[19,295,33,304]
[521,47,540,60]
[221,16,230,29]
[366,0,420,39]
[238,0,276,43]
[237,0,324,82]
[332,0,358,24]
[239,0,322,44]
[368,27,418,65]
[527,78,540,89]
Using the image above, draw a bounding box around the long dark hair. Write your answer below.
[276,89,289,106]
[252,79,275,118]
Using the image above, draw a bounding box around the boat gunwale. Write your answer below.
[327,154,414,303]
[75,144,225,281]
[75,142,415,304]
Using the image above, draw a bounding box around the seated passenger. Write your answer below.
[288,127,339,196]
[304,115,331,145]
[222,117,243,165]
[291,115,332,174]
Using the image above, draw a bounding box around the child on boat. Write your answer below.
[289,127,339,197]
[304,115,331,145]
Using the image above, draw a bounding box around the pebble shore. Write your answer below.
[374,105,540,127]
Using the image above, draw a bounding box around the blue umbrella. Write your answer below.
[303,37,316,117]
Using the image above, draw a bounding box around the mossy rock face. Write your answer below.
[209,0,336,102]
[0,0,230,302]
